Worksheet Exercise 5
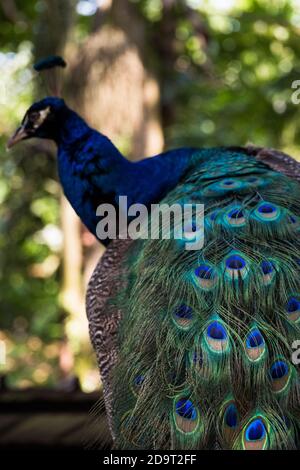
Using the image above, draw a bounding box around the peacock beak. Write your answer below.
[7,125,28,149]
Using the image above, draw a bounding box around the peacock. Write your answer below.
[8,90,300,449]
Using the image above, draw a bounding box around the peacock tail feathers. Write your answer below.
[110,148,300,449]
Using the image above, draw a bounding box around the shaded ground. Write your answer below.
[0,384,112,450]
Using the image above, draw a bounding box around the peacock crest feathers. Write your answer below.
[111,148,300,449]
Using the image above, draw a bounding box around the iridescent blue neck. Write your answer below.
[56,108,91,147]
[55,108,193,240]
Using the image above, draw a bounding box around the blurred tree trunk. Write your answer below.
[66,0,164,159]
[33,0,88,382]
[34,0,75,60]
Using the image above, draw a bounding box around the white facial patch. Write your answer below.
[33,106,51,129]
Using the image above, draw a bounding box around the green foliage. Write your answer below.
[0,42,62,384]
[0,1,38,50]
[154,1,300,151]
[0,132,63,384]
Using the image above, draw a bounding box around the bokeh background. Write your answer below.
[1,0,300,448]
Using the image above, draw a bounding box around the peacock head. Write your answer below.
[7,97,67,148]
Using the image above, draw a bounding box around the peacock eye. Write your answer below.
[29,112,39,122]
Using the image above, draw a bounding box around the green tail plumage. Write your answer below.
[111,148,300,449]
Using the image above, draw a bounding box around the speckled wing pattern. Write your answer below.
[86,238,133,439]
[244,145,300,182]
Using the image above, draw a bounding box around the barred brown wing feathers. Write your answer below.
[86,238,133,438]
